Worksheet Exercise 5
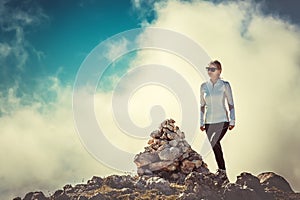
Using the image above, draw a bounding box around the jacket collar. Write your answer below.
[208,77,221,86]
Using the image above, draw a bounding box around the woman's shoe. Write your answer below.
[214,169,229,184]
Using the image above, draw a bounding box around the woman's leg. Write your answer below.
[205,122,230,170]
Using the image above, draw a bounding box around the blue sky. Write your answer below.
[1,0,300,199]
[0,0,145,108]
[1,0,299,105]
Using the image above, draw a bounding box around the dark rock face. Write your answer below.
[258,171,294,192]
[22,192,47,200]
[15,119,300,200]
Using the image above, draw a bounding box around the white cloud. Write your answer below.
[0,0,48,69]
[0,78,118,200]
[105,37,129,62]
[130,0,300,191]
[0,43,11,59]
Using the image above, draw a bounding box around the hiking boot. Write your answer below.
[214,169,229,184]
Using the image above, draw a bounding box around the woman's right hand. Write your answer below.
[200,126,205,131]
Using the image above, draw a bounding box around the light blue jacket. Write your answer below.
[200,78,235,126]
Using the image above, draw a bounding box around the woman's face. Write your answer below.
[207,64,221,78]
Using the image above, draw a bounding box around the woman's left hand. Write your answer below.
[229,125,235,130]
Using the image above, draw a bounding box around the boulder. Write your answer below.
[257,171,294,192]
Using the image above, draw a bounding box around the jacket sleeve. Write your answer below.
[200,83,206,127]
[224,81,235,126]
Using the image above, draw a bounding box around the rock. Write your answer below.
[166,164,177,171]
[63,184,73,192]
[158,147,181,161]
[88,193,109,200]
[148,160,174,171]
[166,130,178,140]
[150,130,162,138]
[223,183,262,200]
[235,172,274,200]
[146,176,175,195]
[134,152,159,167]
[192,159,202,168]
[17,118,300,200]
[51,189,69,200]
[87,176,103,186]
[184,172,222,199]
[176,129,185,139]
[257,172,294,192]
[178,192,199,200]
[102,175,135,189]
[134,118,209,183]
[23,191,48,200]
[181,159,196,174]
[169,139,179,147]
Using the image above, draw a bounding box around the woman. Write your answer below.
[199,60,235,182]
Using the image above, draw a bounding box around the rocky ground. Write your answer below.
[15,119,300,200]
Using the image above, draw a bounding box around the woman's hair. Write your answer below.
[209,60,222,71]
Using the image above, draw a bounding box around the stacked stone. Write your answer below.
[134,118,209,183]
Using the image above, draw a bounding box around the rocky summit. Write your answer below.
[15,119,300,200]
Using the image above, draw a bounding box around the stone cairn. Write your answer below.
[134,118,209,184]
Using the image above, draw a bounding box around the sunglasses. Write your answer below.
[206,67,218,72]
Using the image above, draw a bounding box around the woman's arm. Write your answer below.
[200,83,206,127]
[224,81,235,126]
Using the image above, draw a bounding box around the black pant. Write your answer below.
[205,121,230,170]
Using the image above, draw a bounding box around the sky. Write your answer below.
[1,0,300,199]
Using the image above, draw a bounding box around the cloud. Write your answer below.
[0,1,117,199]
[0,43,12,59]
[105,37,130,62]
[130,0,300,191]
[0,78,119,199]
[130,0,159,26]
[0,0,48,70]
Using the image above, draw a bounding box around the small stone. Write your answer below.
[166,164,177,171]
[137,168,144,175]
[171,173,179,180]
[169,118,175,123]
[181,159,196,174]
[144,169,153,175]
[176,129,185,139]
[166,130,178,140]
[169,139,179,147]
[192,159,203,168]
[148,138,154,145]
[182,146,190,153]
[182,140,190,147]
[158,147,181,161]
[151,144,160,150]
[181,152,190,159]
[157,143,170,151]
[161,133,168,140]
[166,124,174,131]
[150,130,162,138]
[134,152,159,167]
[148,161,173,171]
[160,120,168,128]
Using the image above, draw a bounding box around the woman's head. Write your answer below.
[207,60,222,78]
